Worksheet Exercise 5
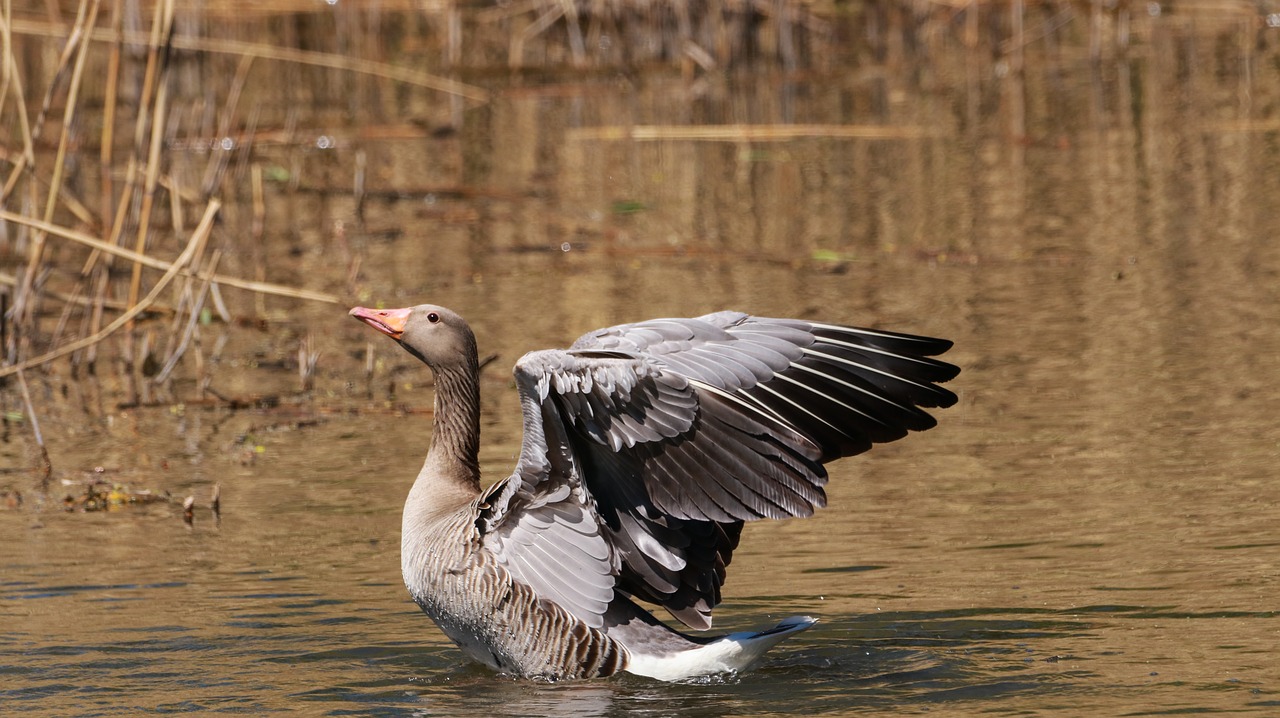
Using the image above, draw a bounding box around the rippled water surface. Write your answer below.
[3,3,1280,715]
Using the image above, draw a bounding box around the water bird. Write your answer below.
[350,304,958,681]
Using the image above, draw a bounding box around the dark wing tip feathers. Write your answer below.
[809,322,960,389]
[719,317,958,464]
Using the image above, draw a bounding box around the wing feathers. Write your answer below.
[485,313,956,631]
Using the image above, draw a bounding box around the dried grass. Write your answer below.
[1,0,371,400]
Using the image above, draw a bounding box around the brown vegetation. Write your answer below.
[0,0,1272,490]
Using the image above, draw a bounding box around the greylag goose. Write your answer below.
[350,304,958,681]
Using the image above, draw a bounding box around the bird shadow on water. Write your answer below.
[287,607,1093,716]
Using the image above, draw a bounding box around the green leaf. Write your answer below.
[812,248,856,262]
[263,165,291,182]
[611,199,647,215]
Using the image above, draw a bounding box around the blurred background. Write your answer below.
[2,0,1279,714]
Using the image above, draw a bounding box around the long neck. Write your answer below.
[406,352,482,524]
[426,358,482,489]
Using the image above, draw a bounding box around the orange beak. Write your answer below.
[349,306,411,340]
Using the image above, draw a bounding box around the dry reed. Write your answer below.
[6,16,489,103]
[566,123,946,142]
[1,0,401,403]
[1,0,1267,481]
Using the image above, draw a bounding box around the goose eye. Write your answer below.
[427,312,440,323]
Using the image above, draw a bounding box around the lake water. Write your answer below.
[3,3,1279,715]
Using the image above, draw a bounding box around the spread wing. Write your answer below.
[479,312,958,631]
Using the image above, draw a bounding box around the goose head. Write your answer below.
[349,304,475,371]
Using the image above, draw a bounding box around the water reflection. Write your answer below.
[372,607,1101,717]
[4,1,1280,715]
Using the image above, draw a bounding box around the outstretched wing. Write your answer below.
[481,312,958,631]
[571,312,958,521]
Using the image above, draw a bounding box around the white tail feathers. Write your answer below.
[625,616,818,682]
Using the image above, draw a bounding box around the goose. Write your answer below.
[349,304,958,681]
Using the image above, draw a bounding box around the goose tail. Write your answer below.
[624,616,818,681]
